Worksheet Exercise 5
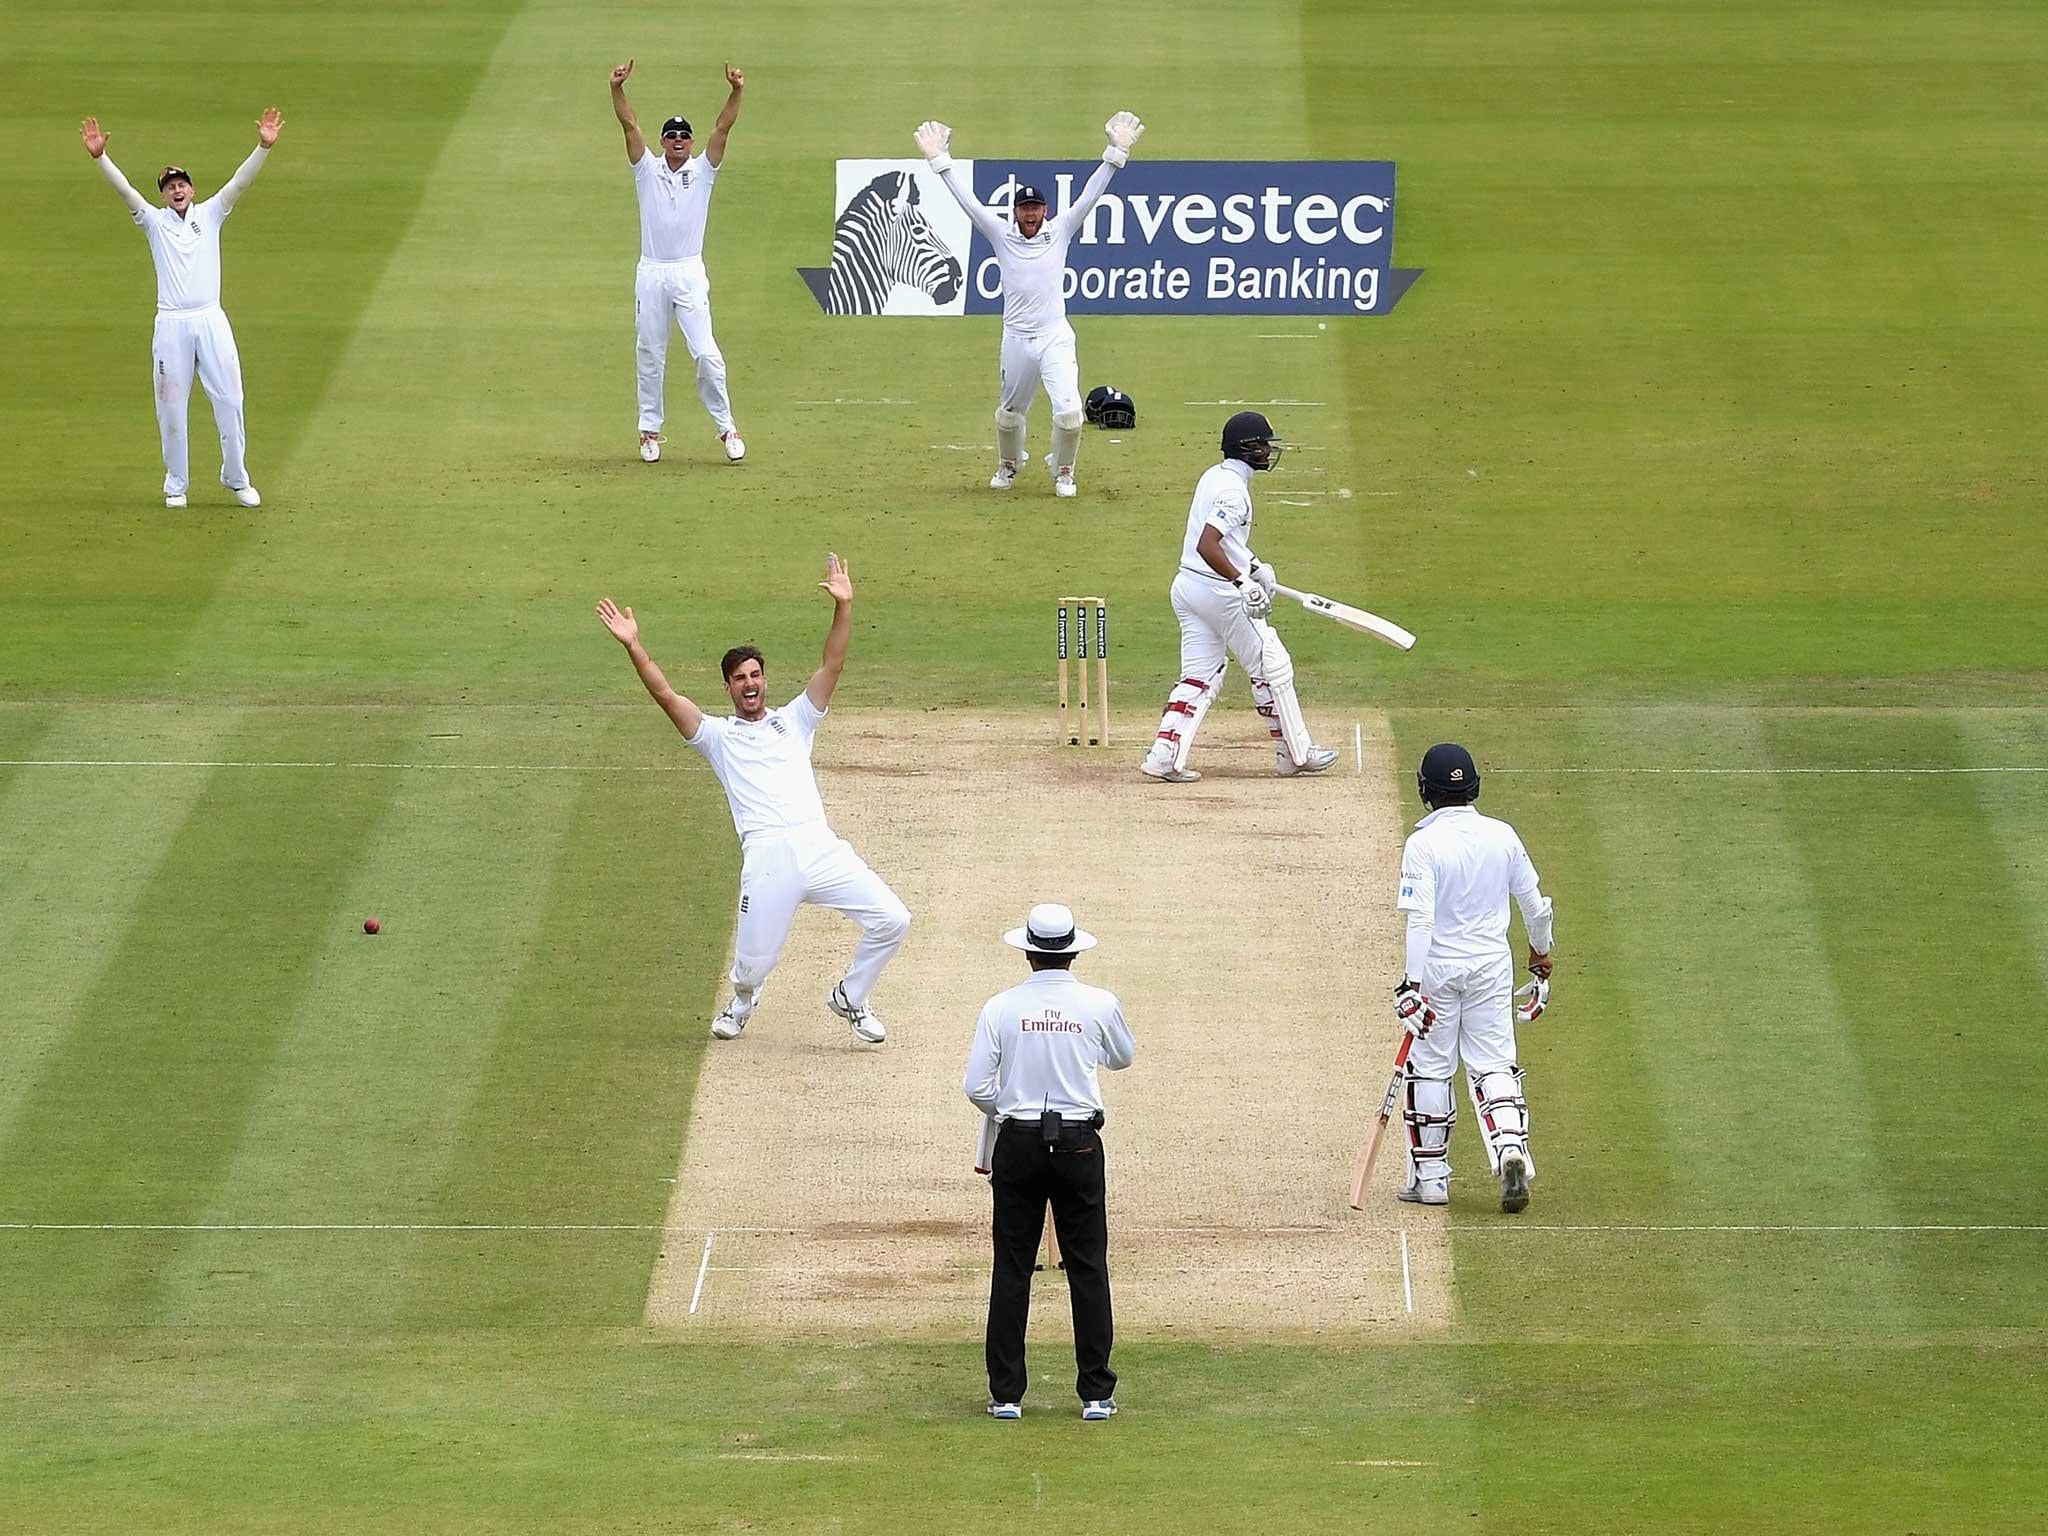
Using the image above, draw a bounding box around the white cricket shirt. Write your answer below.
[1178,458,1256,584]
[632,151,718,262]
[686,691,831,843]
[963,968,1135,1122]
[938,161,1117,336]
[102,148,268,311]
[1397,805,1555,978]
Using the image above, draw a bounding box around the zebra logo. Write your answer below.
[798,169,965,316]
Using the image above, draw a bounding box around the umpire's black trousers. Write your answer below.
[986,1115,1116,1405]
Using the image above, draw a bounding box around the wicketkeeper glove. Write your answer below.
[914,120,954,174]
[1515,974,1550,1024]
[1103,109,1144,167]
[1394,978,1437,1039]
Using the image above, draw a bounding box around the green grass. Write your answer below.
[3,0,2047,1528]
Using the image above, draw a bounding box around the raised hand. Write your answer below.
[596,597,639,647]
[818,552,852,604]
[725,63,744,90]
[256,108,284,147]
[914,120,952,161]
[1105,110,1144,151]
[80,116,109,158]
[610,59,635,87]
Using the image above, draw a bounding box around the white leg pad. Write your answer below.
[1251,627,1312,765]
[994,407,1026,467]
[1049,416,1082,474]
[1468,1066,1533,1179]
[1403,1071,1455,1183]
[1148,660,1226,771]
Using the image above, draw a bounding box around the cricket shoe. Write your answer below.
[1139,758,1201,784]
[720,430,746,462]
[988,461,1019,490]
[1043,452,1077,497]
[1500,1151,1532,1215]
[639,434,662,463]
[826,982,886,1044]
[1276,747,1339,777]
[1081,1399,1118,1421]
[1397,1175,1449,1207]
[165,493,188,509]
[232,486,262,508]
[987,1401,1023,1421]
[710,998,753,1040]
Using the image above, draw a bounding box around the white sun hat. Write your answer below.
[1002,902,1098,955]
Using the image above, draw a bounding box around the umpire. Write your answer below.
[963,903,1135,1421]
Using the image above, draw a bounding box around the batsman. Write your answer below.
[1392,744,1555,1213]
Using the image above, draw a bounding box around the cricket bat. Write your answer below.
[1348,1030,1416,1210]
[1273,584,1417,652]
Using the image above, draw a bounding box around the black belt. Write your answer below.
[1006,1112,1104,1129]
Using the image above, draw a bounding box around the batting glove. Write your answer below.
[1394,979,1437,1039]
[1248,558,1278,596]
[1515,975,1550,1024]
[1103,109,1144,166]
[914,120,954,173]
[1238,579,1273,619]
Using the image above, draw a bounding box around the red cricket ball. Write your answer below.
[364,916,381,934]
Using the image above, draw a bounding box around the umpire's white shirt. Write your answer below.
[1178,459,1256,585]
[963,970,1135,1122]
[1397,806,1554,979]
[633,151,718,262]
[686,692,831,845]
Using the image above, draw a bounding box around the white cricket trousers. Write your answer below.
[635,256,733,435]
[1146,569,1297,768]
[997,322,1082,422]
[151,304,249,497]
[730,826,911,1007]
[1406,952,1518,1081]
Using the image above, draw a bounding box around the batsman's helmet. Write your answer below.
[1085,385,1137,430]
[1418,742,1480,807]
[1221,410,1284,471]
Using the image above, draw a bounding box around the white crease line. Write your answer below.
[1182,399,1328,406]
[719,1452,862,1464]
[1354,721,1364,774]
[1272,498,1313,507]
[794,398,916,406]
[689,1230,715,1316]
[1400,1229,1413,1315]
[1337,1460,1434,1469]
[4,1220,2039,1235]
[1255,334,1318,339]
[1490,766,2048,777]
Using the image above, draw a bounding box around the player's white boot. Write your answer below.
[710,988,759,1040]
[1043,452,1077,497]
[232,486,262,509]
[721,430,746,462]
[1139,752,1201,785]
[1397,1174,1449,1206]
[639,434,662,463]
[165,494,188,509]
[827,982,886,1044]
[1500,1151,1532,1214]
[989,461,1019,490]
[1276,746,1339,777]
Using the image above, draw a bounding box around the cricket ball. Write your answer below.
[364,916,381,935]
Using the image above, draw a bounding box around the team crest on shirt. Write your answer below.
[768,716,787,735]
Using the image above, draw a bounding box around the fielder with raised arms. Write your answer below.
[914,110,1144,497]
[611,59,747,465]
[1138,412,1340,781]
[596,555,911,1044]
[1394,743,1556,1214]
[81,108,281,509]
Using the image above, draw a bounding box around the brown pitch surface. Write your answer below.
[644,708,1449,1336]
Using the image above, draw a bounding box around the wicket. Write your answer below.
[1056,596,1111,747]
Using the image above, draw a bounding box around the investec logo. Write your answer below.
[798,158,1422,317]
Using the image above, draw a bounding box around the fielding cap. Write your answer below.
[660,116,693,139]
[1012,184,1048,208]
[1418,743,1481,806]
[158,165,192,190]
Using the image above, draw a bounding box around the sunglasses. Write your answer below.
[662,129,692,139]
